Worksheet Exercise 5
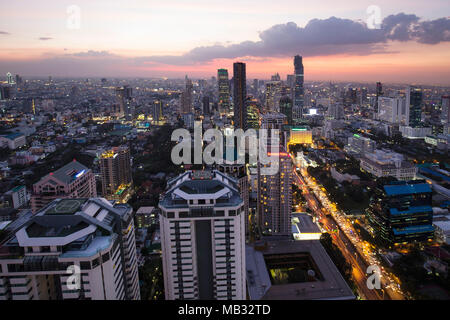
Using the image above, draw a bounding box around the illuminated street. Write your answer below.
[292,162,406,300]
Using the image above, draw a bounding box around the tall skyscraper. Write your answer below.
[31,160,97,213]
[375,82,383,110]
[265,81,282,112]
[279,96,293,126]
[256,113,292,236]
[367,180,434,246]
[0,86,11,100]
[293,55,304,121]
[252,79,259,95]
[152,100,163,124]
[159,170,246,300]
[217,69,230,114]
[0,198,140,300]
[202,96,210,115]
[440,95,450,124]
[406,86,423,127]
[100,146,133,203]
[246,97,260,130]
[233,62,247,130]
[257,146,293,236]
[115,86,133,119]
[15,74,22,85]
[181,76,193,114]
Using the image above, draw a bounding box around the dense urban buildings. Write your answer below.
[159,171,246,300]
[0,23,449,303]
[293,55,305,121]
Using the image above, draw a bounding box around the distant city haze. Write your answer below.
[1,0,450,84]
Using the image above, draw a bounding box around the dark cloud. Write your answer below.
[136,13,450,65]
[38,37,53,41]
[382,13,420,41]
[412,17,450,44]
[0,31,10,35]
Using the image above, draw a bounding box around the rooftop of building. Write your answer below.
[0,132,25,140]
[35,160,90,185]
[291,213,321,234]
[136,206,156,215]
[100,146,129,158]
[362,154,415,170]
[418,165,450,183]
[160,170,242,209]
[4,198,132,249]
[383,181,432,196]
[6,185,25,193]
[246,240,355,300]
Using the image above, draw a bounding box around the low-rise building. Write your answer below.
[360,149,417,180]
[246,239,354,300]
[0,133,26,150]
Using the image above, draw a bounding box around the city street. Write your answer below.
[292,164,405,300]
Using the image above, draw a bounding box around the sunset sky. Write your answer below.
[1,0,450,84]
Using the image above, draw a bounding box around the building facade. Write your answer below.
[233,62,247,130]
[159,170,246,300]
[100,146,133,203]
[293,55,304,121]
[0,198,140,300]
[257,147,293,236]
[367,180,434,246]
[31,161,97,213]
[217,69,230,114]
[360,149,417,180]
[378,97,407,124]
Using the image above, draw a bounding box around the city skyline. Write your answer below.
[0,0,449,304]
[1,1,450,84]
